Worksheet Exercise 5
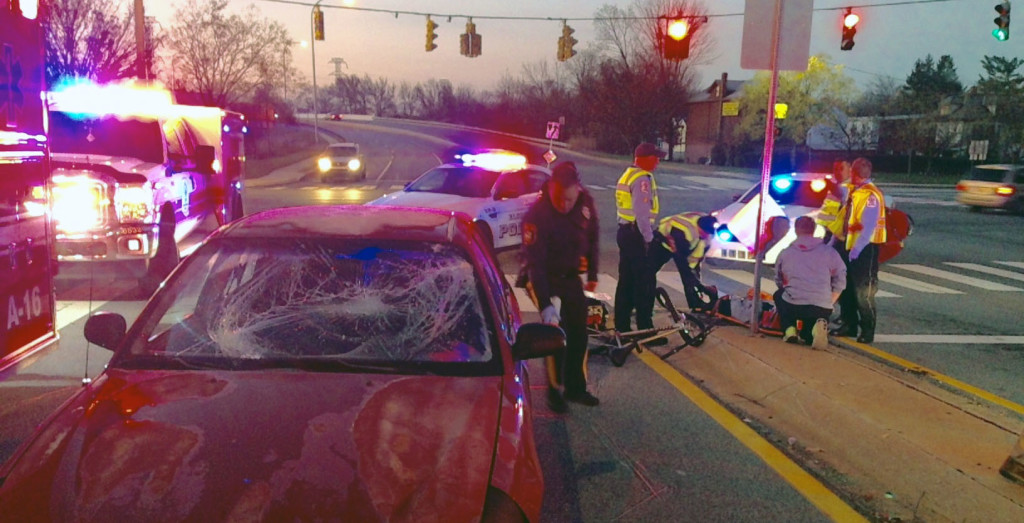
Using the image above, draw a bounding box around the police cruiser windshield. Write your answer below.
[405,166,501,198]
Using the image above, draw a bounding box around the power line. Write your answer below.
[254,0,965,22]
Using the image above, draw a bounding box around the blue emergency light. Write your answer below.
[771,175,794,192]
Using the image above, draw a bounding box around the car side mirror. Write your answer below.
[84,312,128,351]
[731,193,741,201]
[512,323,565,361]
[195,145,216,175]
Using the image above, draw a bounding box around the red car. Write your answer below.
[0,206,562,522]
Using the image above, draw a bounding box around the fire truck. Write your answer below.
[1,0,56,373]
[45,81,246,286]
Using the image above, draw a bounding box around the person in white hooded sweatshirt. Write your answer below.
[773,216,847,349]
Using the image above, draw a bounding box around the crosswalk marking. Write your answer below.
[878,271,962,294]
[945,262,1024,283]
[995,261,1024,271]
[676,175,753,191]
[708,268,901,298]
[889,264,1023,292]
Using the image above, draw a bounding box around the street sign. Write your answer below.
[546,121,560,140]
[740,0,812,71]
[543,150,557,165]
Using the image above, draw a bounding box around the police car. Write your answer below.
[706,171,912,265]
[705,172,832,265]
[367,151,550,250]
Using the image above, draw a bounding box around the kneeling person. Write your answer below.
[773,216,846,349]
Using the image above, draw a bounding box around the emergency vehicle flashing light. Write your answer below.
[716,227,735,242]
[772,176,793,192]
[50,175,110,233]
[810,179,828,192]
[48,80,175,120]
[457,151,527,172]
[20,0,39,19]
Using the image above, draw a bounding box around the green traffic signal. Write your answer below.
[993,27,1009,41]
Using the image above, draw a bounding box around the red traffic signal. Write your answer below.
[662,18,691,60]
[840,9,859,50]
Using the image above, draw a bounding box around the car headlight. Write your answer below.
[51,176,109,232]
[115,184,155,223]
[317,157,332,172]
[347,158,361,171]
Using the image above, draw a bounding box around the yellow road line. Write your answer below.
[837,337,1024,417]
[636,349,867,522]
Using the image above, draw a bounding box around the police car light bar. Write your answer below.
[772,176,794,192]
[457,150,527,171]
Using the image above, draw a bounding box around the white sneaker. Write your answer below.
[812,319,829,350]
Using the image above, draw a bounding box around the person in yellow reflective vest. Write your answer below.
[831,157,887,344]
[816,160,852,245]
[648,212,718,311]
[613,142,665,342]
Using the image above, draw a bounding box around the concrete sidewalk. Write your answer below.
[667,323,1024,521]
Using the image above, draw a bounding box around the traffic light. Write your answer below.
[994,2,1011,41]
[426,16,438,52]
[841,8,859,50]
[557,23,577,62]
[461,20,481,57]
[313,6,324,41]
[662,18,691,60]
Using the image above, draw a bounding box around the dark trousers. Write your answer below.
[773,289,832,343]
[614,223,656,331]
[528,276,589,395]
[648,231,707,310]
[836,243,880,337]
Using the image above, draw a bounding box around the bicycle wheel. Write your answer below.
[678,312,708,347]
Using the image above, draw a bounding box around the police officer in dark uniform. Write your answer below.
[521,161,599,412]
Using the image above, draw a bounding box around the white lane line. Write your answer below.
[605,184,619,190]
[506,274,621,315]
[679,176,754,190]
[709,268,900,298]
[585,184,608,191]
[387,185,405,191]
[56,301,110,331]
[707,269,779,294]
[878,271,962,294]
[945,262,1024,283]
[874,334,1024,344]
[888,197,959,207]
[666,184,707,191]
[889,264,1023,291]
[995,261,1024,271]
[374,154,395,182]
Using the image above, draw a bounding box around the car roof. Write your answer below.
[771,171,831,180]
[437,162,551,174]
[214,205,477,246]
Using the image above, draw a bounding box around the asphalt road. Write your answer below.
[4,118,1024,521]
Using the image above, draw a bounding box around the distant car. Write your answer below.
[955,164,1024,214]
[317,142,366,182]
[0,206,563,522]
[367,150,551,250]
[706,172,912,264]
[329,113,342,121]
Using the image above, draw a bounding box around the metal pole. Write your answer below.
[311,2,322,144]
[751,0,783,334]
[134,0,147,80]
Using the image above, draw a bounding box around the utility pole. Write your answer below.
[310,1,324,143]
[134,0,148,80]
[328,57,347,79]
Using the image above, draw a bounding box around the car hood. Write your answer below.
[368,191,485,215]
[0,369,503,522]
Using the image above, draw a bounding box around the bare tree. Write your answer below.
[45,0,137,86]
[164,0,290,106]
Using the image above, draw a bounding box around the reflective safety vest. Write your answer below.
[815,183,852,238]
[615,167,660,223]
[658,212,705,268]
[845,182,887,250]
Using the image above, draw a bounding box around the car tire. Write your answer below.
[228,188,244,221]
[969,205,982,213]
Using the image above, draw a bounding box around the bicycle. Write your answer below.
[586,287,711,367]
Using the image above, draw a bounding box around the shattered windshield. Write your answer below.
[119,238,498,374]
[405,167,499,198]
